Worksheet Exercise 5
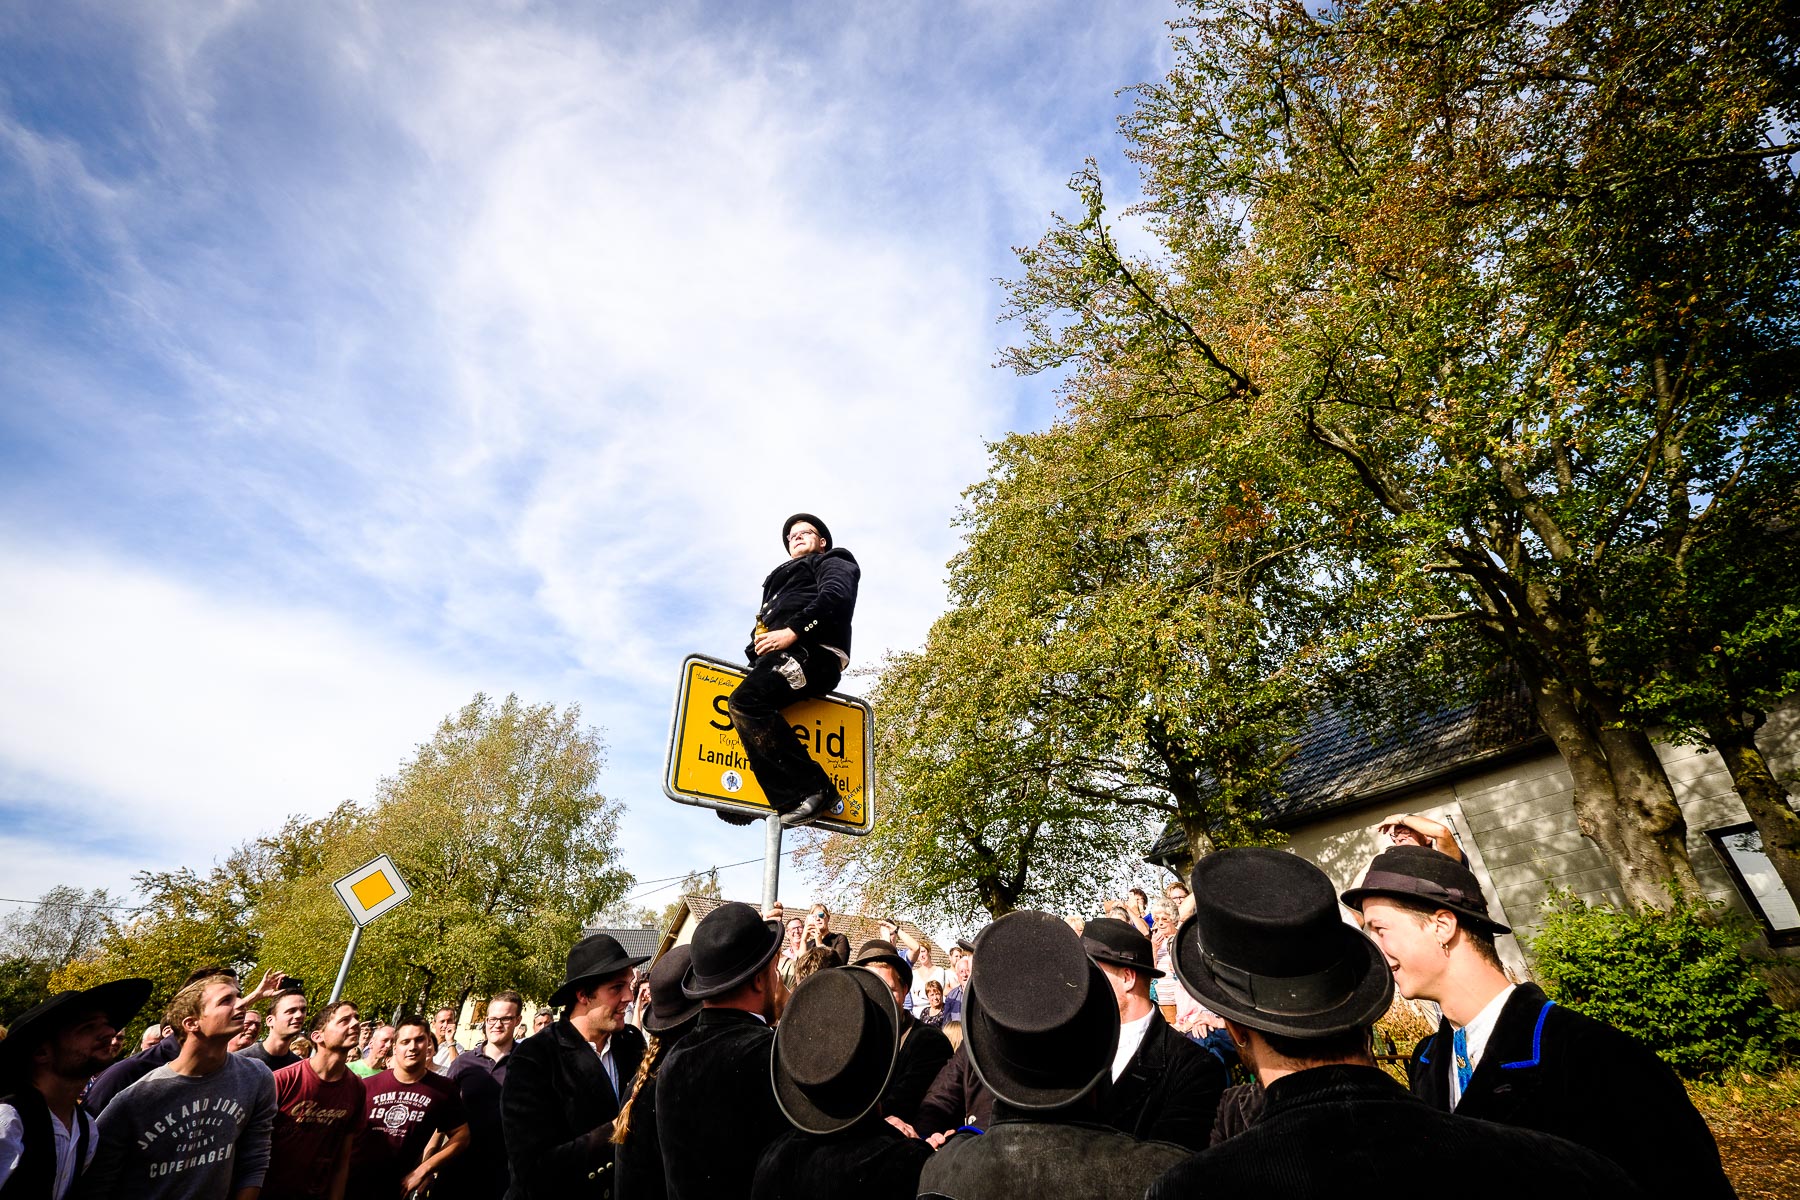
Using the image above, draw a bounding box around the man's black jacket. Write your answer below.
[656,1008,787,1200]
[501,1019,645,1200]
[748,548,859,660]
[919,1110,1189,1200]
[750,1115,934,1200]
[1409,983,1733,1200]
[879,1012,953,1131]
[914,1042,992,1139]
[1148,1064,1643,1200]
[1099,1009,1226,1152]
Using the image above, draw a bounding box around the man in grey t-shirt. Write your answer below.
[79,973,276,1200]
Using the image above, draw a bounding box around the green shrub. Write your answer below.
[1528,892,1800,1078]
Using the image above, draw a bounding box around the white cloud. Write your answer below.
[0,0,1183,905]
[0,538,478,872]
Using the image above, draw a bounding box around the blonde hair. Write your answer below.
[166,973,235,1039]
[612,1033,672,1144]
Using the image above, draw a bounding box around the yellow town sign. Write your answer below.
[663,653,874,836]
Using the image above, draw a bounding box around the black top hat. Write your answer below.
[642,945,702,1034]
[1080,917,1164,978]
[782,513,832,548]
[1172,849,1393,1039]
[549,934,650,1008]
[0,978,153,1069]
[1340,845,1511,935]
[770,966,900,1134]
[850,939,912,992]
[963,911,1119,1112]
[683,902,783,1000]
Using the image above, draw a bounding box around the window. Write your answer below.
[1708,823,1800,946]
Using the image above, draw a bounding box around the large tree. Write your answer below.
[254,694,632,1016]
[1003,0,1798,908]
[51,694,631,1024]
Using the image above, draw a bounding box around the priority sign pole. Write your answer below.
[329,924,363,1005]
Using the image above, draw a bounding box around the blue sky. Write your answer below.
[0,0,1177,916]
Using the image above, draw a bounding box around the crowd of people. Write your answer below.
[0,819,1739,1200]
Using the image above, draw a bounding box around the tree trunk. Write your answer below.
[1707,715,1800,908]
[1528,678,1689,910]
[1591,719,1703,902]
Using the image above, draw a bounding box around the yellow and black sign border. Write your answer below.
[662,652,875,837]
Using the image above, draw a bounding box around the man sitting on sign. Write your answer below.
[725,512,860,828]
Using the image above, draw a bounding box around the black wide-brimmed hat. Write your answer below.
[850,939,912,992]
[643,945,702,1034]
[1340,845,1511,935]
[771,966,900,1134]
[549,934,650,1008]
[954,936,976,955]
[683,902,783,999]
[1081,917,1164,978]
[0,978,153,1069]
[964,910,1119,1112]
[782,513,832,548]
[1172,849,1393,1038]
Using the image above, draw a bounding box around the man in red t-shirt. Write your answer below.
[266,1000,368,1200]
[350,1017,468,1200]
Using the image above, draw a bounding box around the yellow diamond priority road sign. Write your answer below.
[664,653,873,836]
[332,854,413,927]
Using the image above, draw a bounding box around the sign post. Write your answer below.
[663,653,875,836]
[328,854,413,1003]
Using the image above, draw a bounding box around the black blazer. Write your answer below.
[501,1019,646,1200]
[655,1009,788,1200]
[920,1114,1189,1200]
[1147,1065,1644,1200]
[1409,983,1734,1200]
[750,1116,933,1200]
[913,1042,992,1139]
[879,1013,952,1130]
[1099,1009,1227,1152]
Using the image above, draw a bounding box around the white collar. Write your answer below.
[1111,1009,1156,1082]
[1450,983,1515,1105]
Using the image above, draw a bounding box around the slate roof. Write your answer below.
[1145,684,1545,868]
[669,895,950,964]
[581,926,663,961]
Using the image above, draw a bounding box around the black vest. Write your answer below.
[0,1087,91,1200]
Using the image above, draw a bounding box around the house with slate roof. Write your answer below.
[1144,687,1800,974]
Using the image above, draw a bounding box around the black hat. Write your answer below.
[1081,917,1164,978]
[643,945,702,1034]
[1172,849,1393,1038]
[850,939,912,992]
[549,934,650,1008]
[771,966,899,1134]
[953,937,976,955]
[0,978,153,1068]
[782,513,832,549]
[964,911,1119,1112]
[1341,845,1511,935]
[683,902,783,999]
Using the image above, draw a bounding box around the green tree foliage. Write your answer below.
[0,887,118,1024]
[1001,0,1798,908]
[1531,892,1800,1077]
[254,694,631,1016]
[51,694,630,1027]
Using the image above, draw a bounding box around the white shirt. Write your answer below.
[1111,1010,1155,1082]
[1450,983,1516,1109]
[0,1100,96,1199]
[590,1035,620,1098]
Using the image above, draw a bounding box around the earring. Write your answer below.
[1440,941,1452,956]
